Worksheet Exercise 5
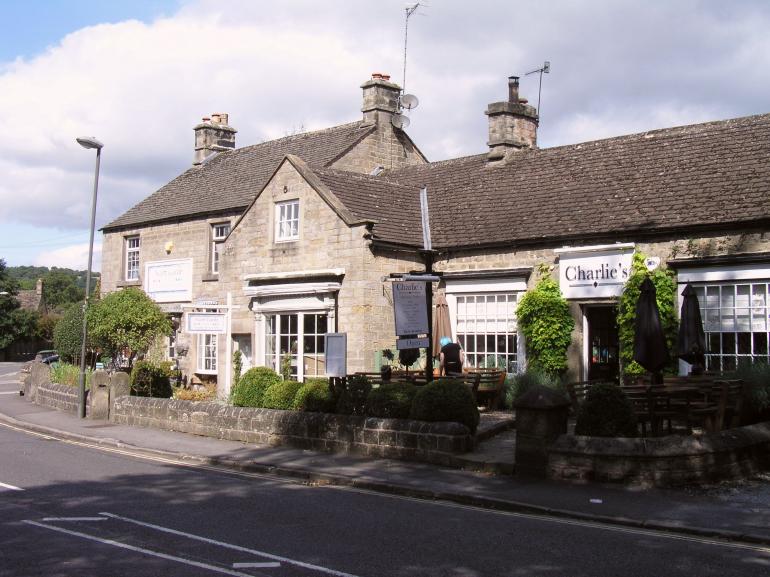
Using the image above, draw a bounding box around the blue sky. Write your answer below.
[1,0,769,270]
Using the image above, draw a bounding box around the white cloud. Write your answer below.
[34,242,102,271]
[1,0,769,263]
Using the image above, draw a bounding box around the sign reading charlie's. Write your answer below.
[556,244,634,299]
[392,281,429,336]
[145,259,193,303]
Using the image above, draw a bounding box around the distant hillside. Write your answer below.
[8,266,100,291]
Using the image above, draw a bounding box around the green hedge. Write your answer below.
[574,382,638,437]
[365,383,417,419]
[231,367,281,407]
[336,374,372,415]
[130,360,172,398]
[293,379,335,412]
[262,380,303,410]
[410,379,479,433]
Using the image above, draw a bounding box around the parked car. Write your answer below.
[20,350,59,375]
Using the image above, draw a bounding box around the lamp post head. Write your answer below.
[76,136,104,150]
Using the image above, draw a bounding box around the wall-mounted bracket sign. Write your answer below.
[397,337,430,350]
[185,312,227,334]
[555,244,635,299]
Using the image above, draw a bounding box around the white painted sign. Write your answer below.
[186,312,227,334]
[645,257,661,271]
[558,249,634,299]
[392,281,429,336]
[397,337,430,350]
[325,333,347,377]
[145,259,193,303]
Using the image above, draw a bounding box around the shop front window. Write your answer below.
[694,282,769,371]
[265,312,327,380]
[455,293,519,373]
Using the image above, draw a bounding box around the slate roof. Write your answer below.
[378,113,770,249]
[103,121,375,230]
[312,168,424,246]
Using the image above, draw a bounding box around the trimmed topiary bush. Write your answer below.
[575,382,638,437]
[293,379,335,413]
[410,379,480,433]
[365,383,417,419]
[262,380,303,410]
[231,367,281,407]
[336,374,372,415]
[130,360,172,398]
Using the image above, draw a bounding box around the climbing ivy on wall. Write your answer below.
[517,270,575,378]
[617,252,678,377]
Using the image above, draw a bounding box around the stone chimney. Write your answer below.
[361,73,401,126]
[485,76,538,164]
[193,113,237,165]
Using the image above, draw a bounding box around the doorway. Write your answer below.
[584,305,619,382]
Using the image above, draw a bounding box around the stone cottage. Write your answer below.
[100,73,770,395]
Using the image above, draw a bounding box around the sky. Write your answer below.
[1,0,769,271]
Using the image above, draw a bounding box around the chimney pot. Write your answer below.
[193,113,237,165]
[508,76,520,103]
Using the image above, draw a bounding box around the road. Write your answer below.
[1,362,769,576]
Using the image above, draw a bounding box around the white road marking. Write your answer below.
[100,512,362,577]
[22,521,258,577]
[43,517,107,522]
[0,391,20,395]
[233,562,281,568]
[0,481,23,491]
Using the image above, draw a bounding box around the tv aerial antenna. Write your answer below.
[393,3,424,130]
[524,60,551,118]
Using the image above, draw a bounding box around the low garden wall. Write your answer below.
[110,396,475,466]
[548,422,770,486]
[33,381,84,416]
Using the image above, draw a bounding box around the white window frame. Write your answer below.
[125,236,140,281]
[264,312,328,381]
[275,200,300,242]
[197,333,218,374]
[211,222,230,274]
[676,263,770,374]
[444,277,528,374]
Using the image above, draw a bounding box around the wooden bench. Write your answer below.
[434,373,481,401]
[566,381,595,415]
[465,368,505,410]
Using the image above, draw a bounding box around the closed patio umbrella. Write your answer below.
[432,291,452,357]
[676,283,706,373]
[633,277,670,382]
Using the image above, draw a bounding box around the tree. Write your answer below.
[53,304,88,363]
[88,288,171,368]
[43,270,84,310]
[0,259,22,350]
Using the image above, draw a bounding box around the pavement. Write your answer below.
[1,368,769,548]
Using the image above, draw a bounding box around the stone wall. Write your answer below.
[548,422,770,486]
[34,382,83,415]
[110,396,474,466]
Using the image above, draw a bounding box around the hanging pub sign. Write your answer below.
[392,281,429,337]
[555,244,635,299]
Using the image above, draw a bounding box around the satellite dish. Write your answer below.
[400,93,419,110]
[391,113,410,129]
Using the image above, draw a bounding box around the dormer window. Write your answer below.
[275,200,299,242]
[211,222,230,274]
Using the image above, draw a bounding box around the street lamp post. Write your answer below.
[76,136,103,419]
